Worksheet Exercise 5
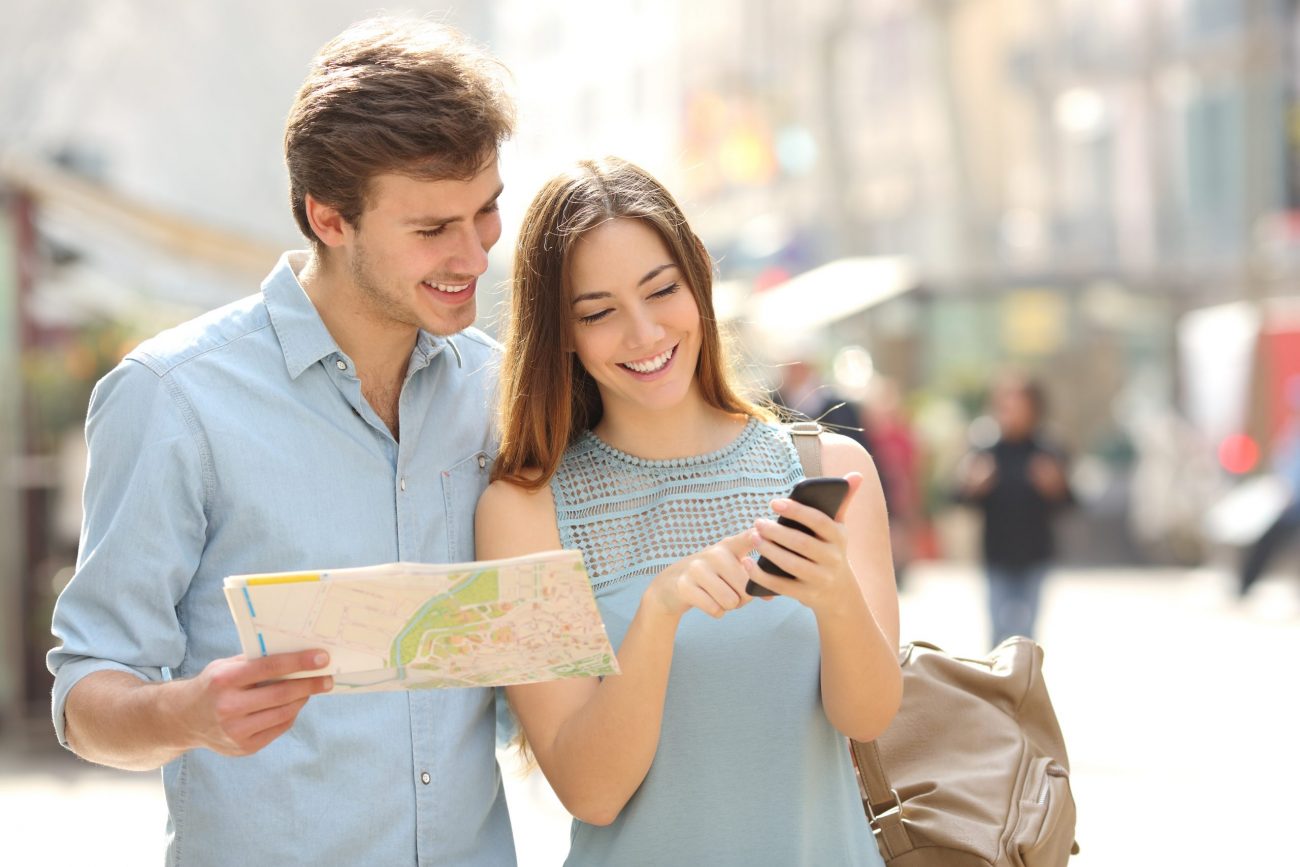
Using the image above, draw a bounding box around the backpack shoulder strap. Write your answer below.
[787,421,823,476]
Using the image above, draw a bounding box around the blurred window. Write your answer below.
[1182,86,1244,254]
[1187,0,1245,38]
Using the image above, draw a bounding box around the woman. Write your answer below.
[477,157,901,866]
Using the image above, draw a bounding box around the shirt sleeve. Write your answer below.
[46,358,209,748]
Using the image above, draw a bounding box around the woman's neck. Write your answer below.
[593,395,749,461]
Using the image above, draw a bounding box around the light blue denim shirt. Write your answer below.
[47,252,514,867]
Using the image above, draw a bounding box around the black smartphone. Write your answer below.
[747,476,850,597]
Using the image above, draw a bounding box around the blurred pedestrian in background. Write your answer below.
[771,357,873,453]
[956,374,1073,648]
[861,376,924,585]
[1239,375,1300,597]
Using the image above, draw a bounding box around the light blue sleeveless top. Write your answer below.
[552,418,883,867]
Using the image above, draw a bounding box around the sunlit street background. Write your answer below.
[3,1,1300,864]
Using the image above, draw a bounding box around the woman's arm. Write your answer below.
[747,434,903,742]
[476,479,755,825]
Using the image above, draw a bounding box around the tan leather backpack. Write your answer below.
[851,639,1079,866]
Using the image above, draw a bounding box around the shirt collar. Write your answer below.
[263,252,458,379]
[263,252,343,380]
[410,329,458,375]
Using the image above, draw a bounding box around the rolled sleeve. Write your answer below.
[47,359,209,748]
[49,659,155,747]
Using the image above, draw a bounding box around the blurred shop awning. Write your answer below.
[1,152,285,325]
[747,256,916,336]
[0,152,281,278]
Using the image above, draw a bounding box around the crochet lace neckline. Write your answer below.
[579,417,761,470]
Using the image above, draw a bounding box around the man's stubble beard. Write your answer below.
[348,238,422,331]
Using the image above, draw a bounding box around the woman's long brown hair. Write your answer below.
[493,157,772,489]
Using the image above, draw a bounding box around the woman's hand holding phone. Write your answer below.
[745,474,864,614]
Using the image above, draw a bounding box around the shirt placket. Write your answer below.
[328,353,396,443]
[330,344,443,862]
[397,348,443,866]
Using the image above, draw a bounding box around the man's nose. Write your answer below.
[449,225,489,277]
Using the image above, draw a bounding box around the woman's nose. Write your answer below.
[625,306,665,349]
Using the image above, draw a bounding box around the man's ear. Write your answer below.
[304,194,350,248]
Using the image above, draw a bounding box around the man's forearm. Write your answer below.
[65,650,331,770]
[64,670,193,771]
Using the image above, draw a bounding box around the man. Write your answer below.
[957,374,1073,648]
[47,18,516,865]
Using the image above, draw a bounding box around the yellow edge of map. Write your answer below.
[245,573,322,586]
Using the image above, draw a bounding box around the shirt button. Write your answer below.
[420,772,431,785]
[477,455,487,469]
[335,359,347,370]
[400,477,407,491]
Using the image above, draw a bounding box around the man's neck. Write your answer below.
[297,253,417,387]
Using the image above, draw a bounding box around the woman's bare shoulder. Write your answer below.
[819,431,878,480]
[476,472,563,557]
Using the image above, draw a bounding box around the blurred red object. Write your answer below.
[1219,434,1260,475]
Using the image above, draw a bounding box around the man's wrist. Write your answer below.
[150,676,201,756]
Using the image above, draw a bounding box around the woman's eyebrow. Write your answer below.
[637,263,676,287]
[571,290,612,306]
[572,263,678,305]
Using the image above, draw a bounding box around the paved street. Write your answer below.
[3,561,1296,865]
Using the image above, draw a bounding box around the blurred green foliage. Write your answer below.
[20,320,141,452]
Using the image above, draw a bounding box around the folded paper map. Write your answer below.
[223,549,618,693]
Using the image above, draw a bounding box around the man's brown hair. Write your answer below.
[284,17,514,248]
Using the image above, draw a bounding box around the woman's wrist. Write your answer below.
[812,578,871,626]
[640,579,687,625]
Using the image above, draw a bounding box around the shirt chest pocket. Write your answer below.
[442,450,492,562]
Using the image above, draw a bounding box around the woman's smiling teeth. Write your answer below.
[621,345,675,374]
